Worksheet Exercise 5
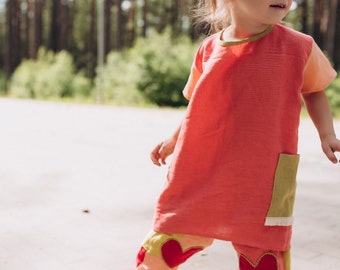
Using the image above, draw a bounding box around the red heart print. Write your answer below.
[161,239,203,268]
[136,246,147,267]
[239,253,278,270]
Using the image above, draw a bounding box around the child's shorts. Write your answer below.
[135,231,290,270]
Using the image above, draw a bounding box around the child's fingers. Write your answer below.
[160,158,167,165]
[158,144,168,165]
[323,145,339,164]
[151,155,161,166]
[150,139,175,166]
[151,143,162,166]
[327,153,338,164]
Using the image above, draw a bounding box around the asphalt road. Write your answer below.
[0,98,339,270]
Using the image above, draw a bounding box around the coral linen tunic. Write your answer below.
[153,24,336,251]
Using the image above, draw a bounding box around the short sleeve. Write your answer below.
[301,41,337,94]
[183,65,202,100]
[182,44,204,100]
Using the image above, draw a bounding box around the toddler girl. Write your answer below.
[135,0,340,269]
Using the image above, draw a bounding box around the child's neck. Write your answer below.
[223,23,272,42]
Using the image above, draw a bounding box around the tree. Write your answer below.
[49,0,70,52]
[27,0,44,59]
[113,0,123,50]
[86,0,96,77]
[324,0,338,61]
[299,0,309,34]
[309,0,339,69]
[104,0,113,55]
[4,0,21,77]
[125,0,136,46]
[312,0,325,47]
[169,0,180,34]
[142,0,147,37]
[1,0,339,82]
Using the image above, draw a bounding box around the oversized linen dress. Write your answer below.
[153,24,337,251]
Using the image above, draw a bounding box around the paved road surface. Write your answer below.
[0,98,339,270]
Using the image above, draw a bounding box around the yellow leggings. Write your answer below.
[136,231,290,270]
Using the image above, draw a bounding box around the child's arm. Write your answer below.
[302,91,340,163]
[150,122,182,166]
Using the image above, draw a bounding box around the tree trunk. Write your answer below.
[157,0,167,33]
[104,0,112,54]
[49,0,59,51]
[312,0,325,48]
[113,0,123,50]
[49,0,69,52]
[126,0,136,46]
[170,0,180,35]
[22,0,30,59]
[300,0,309,34]
[324,0,338,62]
[67,0,75,52]
[86,0,97,78]
[142,0,147,37]
[60,0,69,50]
[28,0,44,59]
[5,0,21,77]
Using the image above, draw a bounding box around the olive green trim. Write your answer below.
[219,25,274,47]
[284,250,291,270]
[142,231,183,258]
[266,153,299,226]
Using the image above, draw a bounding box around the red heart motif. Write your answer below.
[161,239,203,268]
[239,253,278,270]
[136,246,147,267]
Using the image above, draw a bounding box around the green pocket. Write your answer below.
[265,153,299,226]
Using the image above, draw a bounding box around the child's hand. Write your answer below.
[321,135,340,164]
[150,138,176,166]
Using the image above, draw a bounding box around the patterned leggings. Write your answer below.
[136,231,290,270]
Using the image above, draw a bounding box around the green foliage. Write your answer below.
[326,75,340,116]
[8,60,36,98]
[134,29,196,106]
[98,50,148,106]
[0,70,7,95]
[6,37,340,113]
[101,29,197,107]
[71,72,92,98]
[7,30,198,107]
[9,48,91,100]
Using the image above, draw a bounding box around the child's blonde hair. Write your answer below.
[193,0,231,33]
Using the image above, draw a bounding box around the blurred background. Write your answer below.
[0,1,339,269]
[0,0,339,111]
